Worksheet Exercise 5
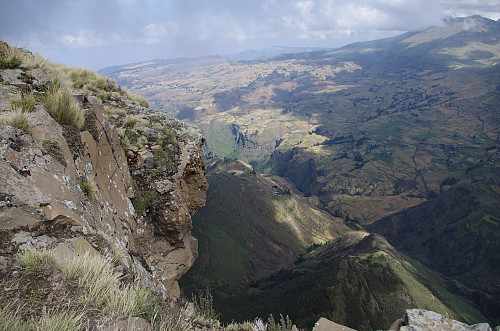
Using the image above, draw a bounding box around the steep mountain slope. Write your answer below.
[211,232,486,330]
[180,159,349,294]
[0,41,215,329]
[369,182,500,323]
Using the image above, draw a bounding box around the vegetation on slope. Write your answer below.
[180,159,349,320]
[0,40,149,134]
[214,232,486,330]
[369,183,500,324]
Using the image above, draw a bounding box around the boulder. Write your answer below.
[400,309,492,331]
[100,317,151,331]
[313,317,357,331]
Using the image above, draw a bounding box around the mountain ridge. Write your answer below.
[100,16,499,329]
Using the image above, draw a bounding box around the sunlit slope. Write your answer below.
[103,16,500,224]
[369,182,500,324]
[180,159,349,294]
[212,232,487,330]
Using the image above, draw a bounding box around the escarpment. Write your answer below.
[0,41,207,298]
[115,103,208,296]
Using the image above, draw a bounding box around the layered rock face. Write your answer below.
[0,59,207,297]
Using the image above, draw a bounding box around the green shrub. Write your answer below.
[153,148,174,173]
[153,125,177,145]
[130,180,156,215]
[44,86,84,130]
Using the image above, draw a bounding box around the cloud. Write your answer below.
[1,0,500,68]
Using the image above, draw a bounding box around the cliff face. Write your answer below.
[0,43,207,298]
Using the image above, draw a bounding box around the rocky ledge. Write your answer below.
[0,47,207,298]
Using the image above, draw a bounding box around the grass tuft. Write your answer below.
[149,303,190,331]
[125,90,150,108]
[42,140,66,166]
[10,91,36,113]
[17,248,57,276]
[80,177,98,201]
[0,305,25,331]
[0,304,83,331]
[0,110,29,134]
[107,283,152,315]
[0,42,22,69]
[123,116,140,129]
[78,252,120,307]
[68,67,97,89]
[60,251,153,315]
[0,40,50,70]
[44,86,84,130]
[192,289,219,322]
[105,107,126,116]
[267,314,294,331]
[31,308,84,331]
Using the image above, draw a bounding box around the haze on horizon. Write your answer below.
[1,0,500,70]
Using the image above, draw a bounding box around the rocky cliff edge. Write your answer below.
[0,41,207,299]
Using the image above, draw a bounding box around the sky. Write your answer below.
[1,0,500,70]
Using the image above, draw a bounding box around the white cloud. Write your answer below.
[193,9,247,43]
[60,30,107,49]
[2,0,500,68]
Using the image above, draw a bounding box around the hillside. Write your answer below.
[103,15,500,224]
[368,183,500,322]
[103,15,500,329]
[215,232,487,330]
[180,159,349,300]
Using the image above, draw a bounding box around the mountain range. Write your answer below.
[101,15,500,330]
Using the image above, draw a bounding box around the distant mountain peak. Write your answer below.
[401,14,497,47]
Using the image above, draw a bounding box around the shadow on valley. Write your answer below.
[369,183,500,324]
[179,161,494,330]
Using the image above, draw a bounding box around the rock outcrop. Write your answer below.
[0,44,207,298]
[398,309,492,331]
[312,317,356,331]
[312,310,493,331]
